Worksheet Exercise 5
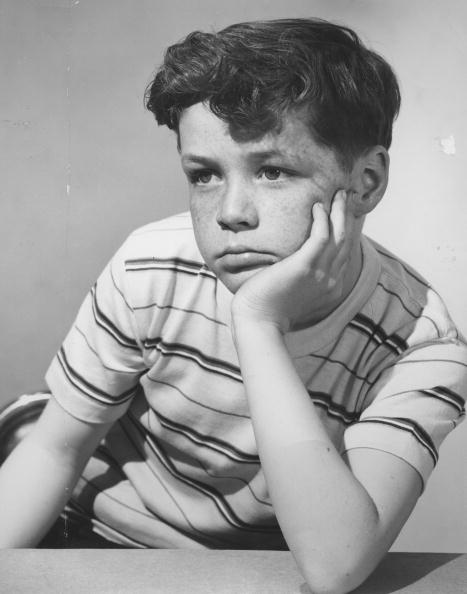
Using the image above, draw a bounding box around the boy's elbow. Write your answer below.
[301,571,366,594]
[300,565,369,594]
[295,549,375,594]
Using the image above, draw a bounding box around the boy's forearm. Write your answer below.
[0,397,111,548]
[232,316,386,593]
[0,435,83,547]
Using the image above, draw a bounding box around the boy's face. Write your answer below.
[179,102,352,293]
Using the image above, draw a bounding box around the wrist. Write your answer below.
[231,311,286,348]
[232,313,284,332]
[231,299,290,335]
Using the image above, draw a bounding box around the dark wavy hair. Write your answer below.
[145,18,400,168]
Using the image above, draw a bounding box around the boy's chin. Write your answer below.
[217,266,266,294]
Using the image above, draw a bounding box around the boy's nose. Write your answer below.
[216,183,259,231]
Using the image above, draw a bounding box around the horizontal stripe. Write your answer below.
[197,459,272,507]
[88,518,147,548]
[125,257,216,280]
[147,378,250,419]
[376,282,420,319]
[364,386,466,417]
[372,357,467,389]
[126,414,278,533]
[91,285,140,351]
[145,338,242,382]
[116,418,235,547]
[155,410,259,464]
[308,353,369,382]
[375,247,430,289]
[57,347,137,406]
[350,313,407,355]
[367,356,466,393]
[74,326,143,375]
[376,282,440,338]
[356,416,438,465]
[110,266,134,313]
[133,300,227,327]
[420,386,465,415]
[308,391,360,425]
[62,501,93,529]
[70,483,184,549]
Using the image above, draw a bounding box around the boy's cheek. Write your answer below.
[190,198,216,230]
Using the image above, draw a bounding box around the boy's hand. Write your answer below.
[231,189,357,332]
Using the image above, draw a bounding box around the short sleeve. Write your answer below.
[45,244,147,424]
[343,338,467,489]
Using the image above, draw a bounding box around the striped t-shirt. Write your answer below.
[46,211,467,549]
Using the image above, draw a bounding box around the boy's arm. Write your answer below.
[231,193,422,593]
[232,319,421,594]
[0,396,113,548]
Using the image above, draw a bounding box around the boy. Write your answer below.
[1,18,465,593]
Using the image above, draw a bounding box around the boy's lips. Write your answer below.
[217,247,277,272]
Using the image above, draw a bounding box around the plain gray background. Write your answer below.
[1,0,466,552]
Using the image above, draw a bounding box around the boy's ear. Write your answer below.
[347,146,389,217]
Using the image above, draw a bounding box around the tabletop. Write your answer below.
[0,549,466,593]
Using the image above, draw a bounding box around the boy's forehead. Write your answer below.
[178,102,330,162]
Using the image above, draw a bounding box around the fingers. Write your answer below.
[296,201,329,263]
[311,201,330,246]
[296,189,356,287]
[329,189,347,248]
[312,189,355,286]
[329,189,356,281]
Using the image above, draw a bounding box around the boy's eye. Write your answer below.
[189,170,214,185]
[262,167,283,181]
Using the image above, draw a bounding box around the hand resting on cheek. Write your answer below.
[231,189,360,333]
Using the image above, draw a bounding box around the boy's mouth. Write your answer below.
[218,248,276,272]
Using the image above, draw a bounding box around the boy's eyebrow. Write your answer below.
[247,149,287,162]
[181,149,289,167]
[181,154,218,168]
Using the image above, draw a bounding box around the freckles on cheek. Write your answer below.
[190,201,216,261]
[190,201,207,231]
[272,222,311,260]
[280,202,313,249]
[190,195,214,222]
